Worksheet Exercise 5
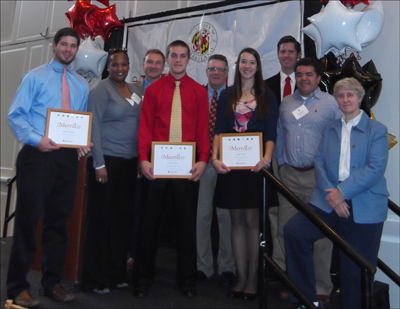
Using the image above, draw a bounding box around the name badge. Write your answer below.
[131,92,141,105]
[292,104,309,120]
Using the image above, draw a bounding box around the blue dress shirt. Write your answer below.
[8,59,89,147]
[143,79,152,92]
[207,84,226,106]
[275,88,342,167]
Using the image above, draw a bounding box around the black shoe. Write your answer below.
[197,270,208,283]
[242,292,257,300]
[227,290,243,298]
[221,271,235,286]
[181,285,196,298]
[133,285,149,298]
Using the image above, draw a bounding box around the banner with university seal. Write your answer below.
[124,0,301,87]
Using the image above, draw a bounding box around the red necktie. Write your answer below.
[209,90,218,149]
[62,68,71,110]
[283,76,291,98]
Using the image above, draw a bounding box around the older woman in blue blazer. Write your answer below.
[284,78,389,309]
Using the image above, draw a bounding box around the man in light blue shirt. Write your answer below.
[7,27,90,308]
[196,54,236,285]
[274,57,342,303]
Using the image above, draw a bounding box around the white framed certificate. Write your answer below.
[45,109,92,148]
[151,142,196,178]
[219,132,263,169]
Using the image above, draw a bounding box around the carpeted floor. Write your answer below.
[1,237,340,309]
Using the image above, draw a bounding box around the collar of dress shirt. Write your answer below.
[341,109,363,128]
[50,59,72,73]
[293,87,323,102]
[144,78,151,90]
[166,72,189,85]
[207,84,226,102]
[280,71,295,86]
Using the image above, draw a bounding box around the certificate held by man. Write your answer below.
[219,132,262,169]
[45,108,92,148]
[151,142,196,178]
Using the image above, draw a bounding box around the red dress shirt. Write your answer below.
[138,72,210,163]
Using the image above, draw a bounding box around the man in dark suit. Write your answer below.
[265,35,301,108]
[264,35,300,283]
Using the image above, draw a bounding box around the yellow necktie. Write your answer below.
[169,81,182,142]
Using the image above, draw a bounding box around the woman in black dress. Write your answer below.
[211,47,278,300]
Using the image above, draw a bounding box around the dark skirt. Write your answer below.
[214,168,278,209]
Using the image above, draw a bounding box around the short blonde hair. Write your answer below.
[333,77,365,100]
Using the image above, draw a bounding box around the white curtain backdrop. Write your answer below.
[125,0,301,86]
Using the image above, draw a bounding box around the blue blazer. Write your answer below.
[309,111,389,224]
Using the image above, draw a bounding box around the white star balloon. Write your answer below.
[73,38,108,81]
[307,1,364,57]
[302,23,341,59]
[357,1,384,48]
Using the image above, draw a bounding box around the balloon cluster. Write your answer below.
[66,0,123,41]
[303,1,384,59]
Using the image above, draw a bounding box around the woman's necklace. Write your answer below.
[242,87,253,97]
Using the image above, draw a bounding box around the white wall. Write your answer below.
[357,2,400,307]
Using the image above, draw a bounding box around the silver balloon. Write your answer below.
[357,1,384,48]
[305,1,364,58]
[73,38,107,81]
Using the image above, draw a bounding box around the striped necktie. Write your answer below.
[209,90,218,149]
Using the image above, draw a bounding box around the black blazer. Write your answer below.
[265,72,281,108]
[265,72,297,109]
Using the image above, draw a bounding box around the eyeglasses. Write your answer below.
[109,47,127,54]
[207,67,227,72]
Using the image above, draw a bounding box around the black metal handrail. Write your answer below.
[377,258,400,287]
[259,167,396,309]
[388,199,400,217]
[2,176,17,238]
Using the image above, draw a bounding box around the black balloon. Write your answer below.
[319,52,341,94]
[320,53,382,116]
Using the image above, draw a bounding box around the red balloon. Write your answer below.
[69,0,110,6]
[320,0,369,8]
[91,4,123,41]
[65,0,97,39]
[95,0,110,6]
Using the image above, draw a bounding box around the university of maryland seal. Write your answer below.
[188,22,218,62]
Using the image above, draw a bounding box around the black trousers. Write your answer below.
[81,155,137,289]
[7,145,79,298]
[132,178,199,287]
